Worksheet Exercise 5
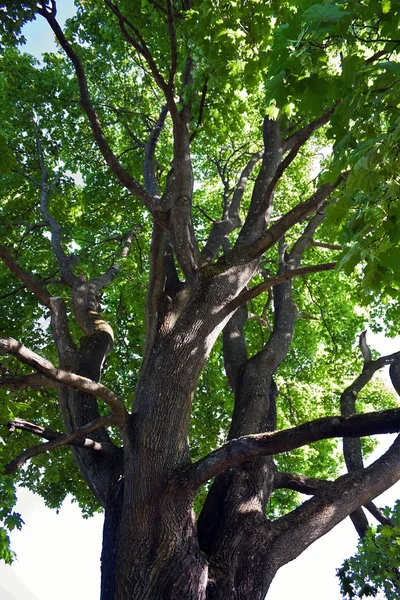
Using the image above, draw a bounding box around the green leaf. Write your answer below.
[302,3,351,23]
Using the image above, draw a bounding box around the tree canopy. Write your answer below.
[0,1,399,598]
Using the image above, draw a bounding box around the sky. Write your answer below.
[1,3,400,600]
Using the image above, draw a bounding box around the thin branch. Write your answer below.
[37,5,163,223]
[166,0,178,91]
[190,79,208,142]
[275,471,333,495]
[224,262,336,315]
[6,417,76,441]
[364,501,396,527]
[3,415,116,475]
[283,101,340,152]
[0,338,127,423]
[104,0,178,121]
[310,240,342,250]
[187,407,400,490]
[0,245,51,307]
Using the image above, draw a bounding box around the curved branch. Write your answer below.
[3,415,116,475]
[187,408,400,490]
[269,434,400,569]
[0,245,51,307]
[0,338,127,424]
[0,372,57,391]
[37,5,163,223]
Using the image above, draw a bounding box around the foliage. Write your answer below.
[338,500,400,599]
[0,0,399,596]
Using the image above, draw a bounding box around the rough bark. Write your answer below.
[2,6,400,600]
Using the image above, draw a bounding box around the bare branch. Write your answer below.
[3,415,116,475]
[0,338,127,423]
[0,373,57,391]
[187,408,400,490]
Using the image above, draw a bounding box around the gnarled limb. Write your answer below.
[188,408,400,490]
[0,337,127,424]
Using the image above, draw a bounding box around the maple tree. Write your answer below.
[0,1,400,598]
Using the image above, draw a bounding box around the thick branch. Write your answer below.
[224,172,349,267]
[0,338,127,423]
[269,434,400,569]
[3,415,116,475]
[0,373,57,391]
[187,408,400,490]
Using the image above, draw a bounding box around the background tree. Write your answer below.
[0,1,400,598]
